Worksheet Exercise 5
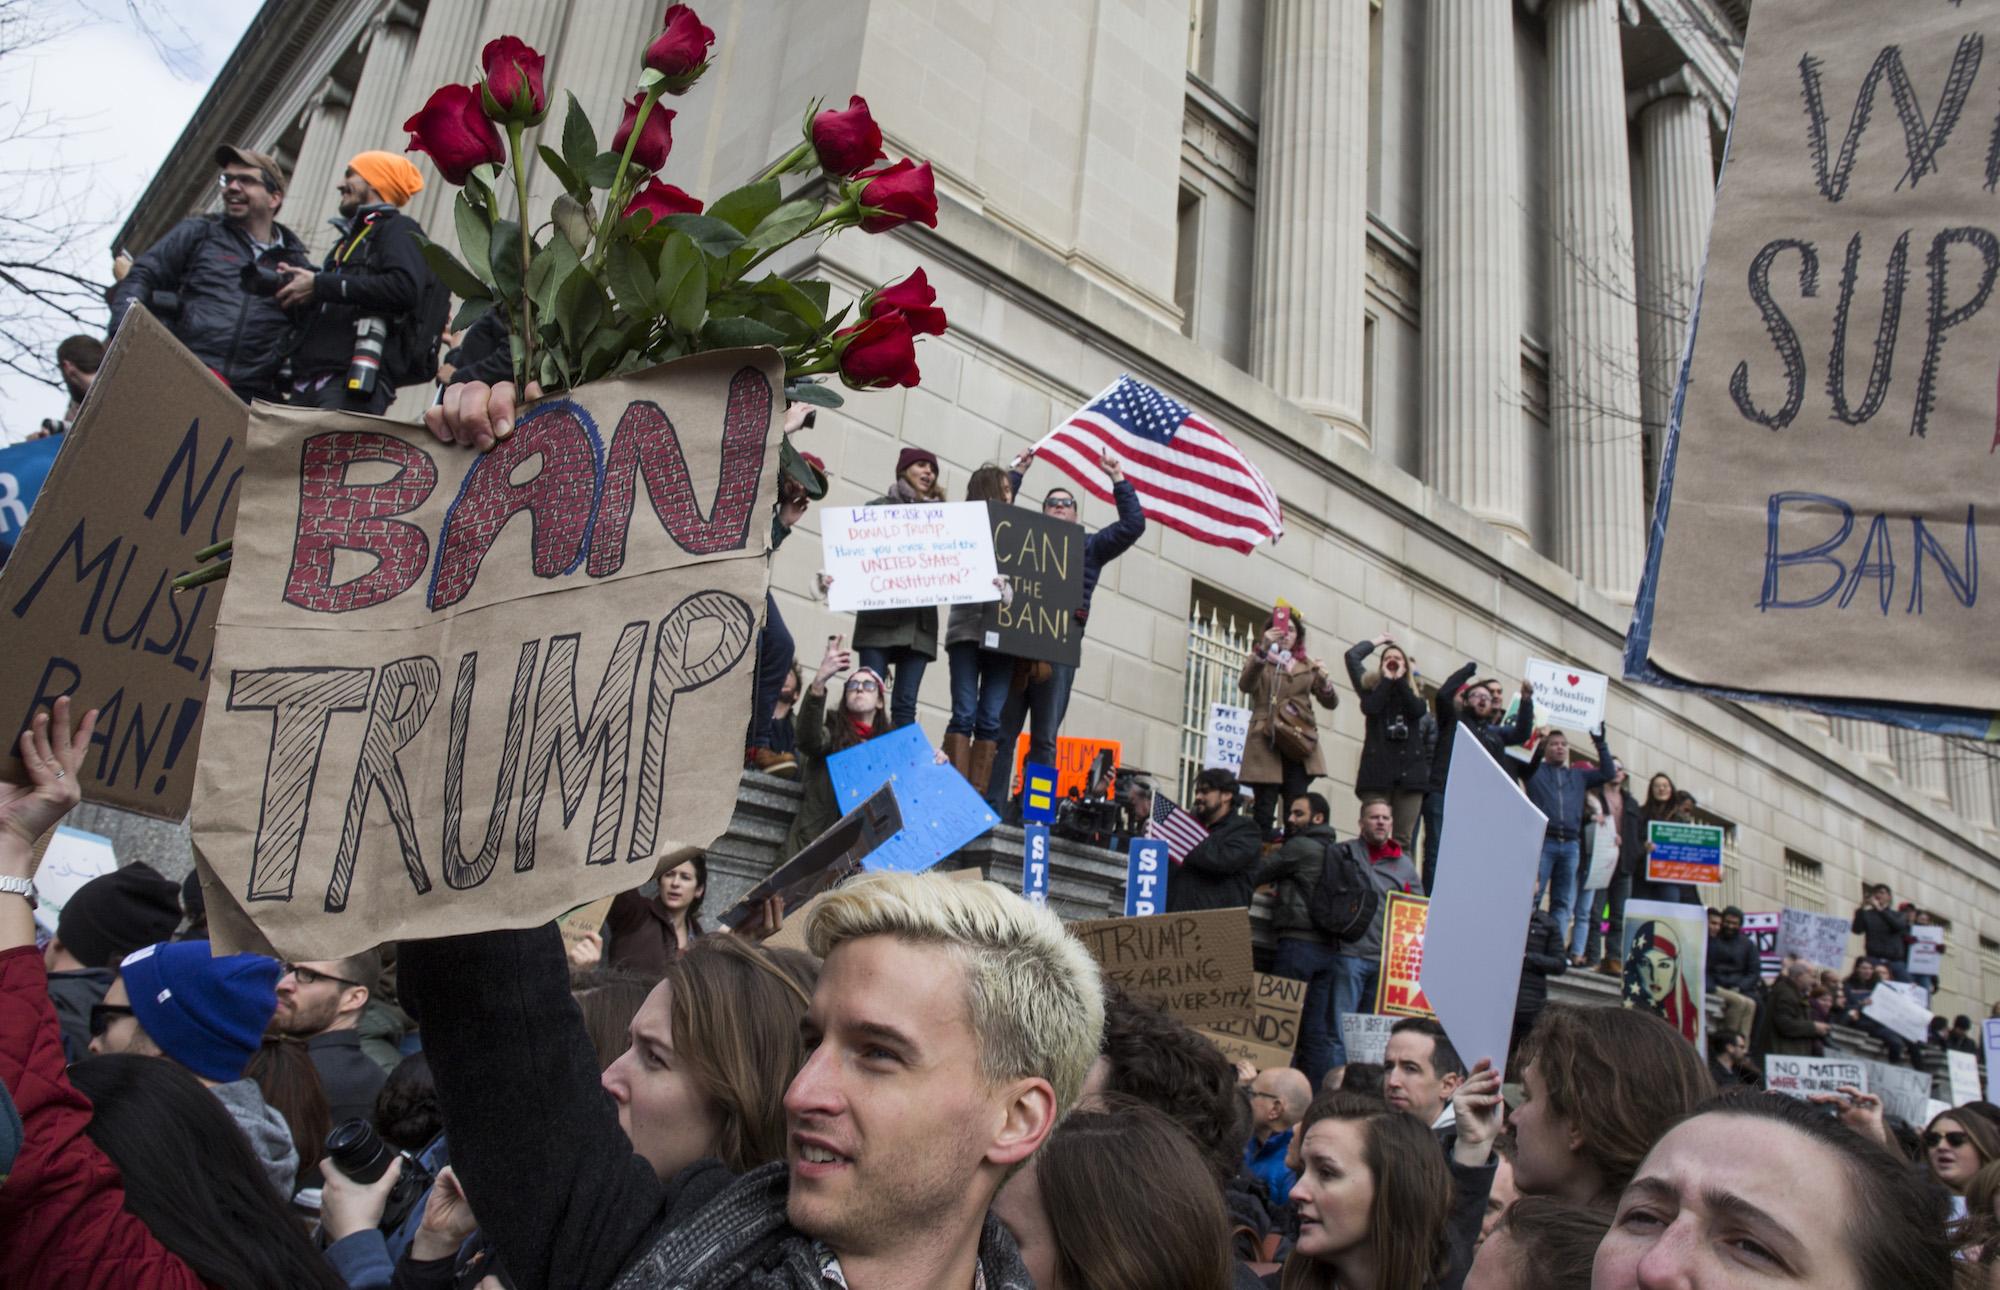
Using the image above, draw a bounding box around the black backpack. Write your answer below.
[384,214,451,388]
[1307,837,1378,944]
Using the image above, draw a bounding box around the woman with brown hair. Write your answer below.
[1510,1005,1713,1210]
[1343,634,1430,849]
[782,633,890,858]
[1277,1091,1456,1290]
[850,445,945,728]
[244,1033,331,1192]
[605,854,707,974]
[1925,1107,2000,1220]
[990,1099,1233,1290]
[1239,604,1341,840]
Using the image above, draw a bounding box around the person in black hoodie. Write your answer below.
[1166,767,1264,913]
[1852,884,1912,981]
[1415,662,1478,891]
[42,862,181,1062]
[1511,905,1568,1067]
[1344,636,1432,849]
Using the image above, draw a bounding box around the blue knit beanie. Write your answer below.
[119,941,281,1083]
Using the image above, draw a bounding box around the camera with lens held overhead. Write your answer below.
[324,1118,433,1232]
[1053,749,1125,846]
[239,245,313,297]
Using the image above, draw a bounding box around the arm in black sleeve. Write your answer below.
[317,220,424,314]
[1851,908,1868,935]
[1511,743,1546,784]
[1180,817,1261,879]
[1436,663,1475,724]
[1343,639,1375,696]
[398,926,666,1290]
[1584,732,1617,787]
[1497,694,1534,747]
[447,310,514,387]
[1439,1157,1497,1290]
[108,219,202,335]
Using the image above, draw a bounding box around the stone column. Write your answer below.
[1630,71,1716,505]
[1248,0,1370,443]
[1833,717,1892,766]
[1544,0,1647,597]
[534,0,658,208]
[338,4,422,170]
[1422,0,1527,537]
[284,84,352,256]
[1945,740,1995,826]
[393,0,486,237]
[1889,729,1950,802]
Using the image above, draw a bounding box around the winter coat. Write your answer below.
[1707,931,1761,993]
[782,687,852,859]
[1515,732,1617,835]
[108,213,307,396]
[1343,641,1432,794]
[287,204,430,379]
[399,925,1036,1290]
[1004,472,1147,628]
[1238,652,1341,784]
[849,493,940,658]
[1755,974,1821,1057]
[1425,663,1478,794]
[1167,810,1265,912]
[44,965,112,1064]
[310,1028,389,1127]
[1252,821,1341,944]
[0,945,208,1288]
[1341,839,1422,962]
[1851,905,1910,963]
[606,890,699,976]
[1467,695,1535,766]
[209,1076,300,1199]
[1516,909,1569,1015]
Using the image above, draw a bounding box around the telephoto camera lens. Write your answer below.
[324,1118,395,1184]
[347,316,389,394]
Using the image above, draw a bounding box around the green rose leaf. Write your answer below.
[527,231,581,318]
[418,239,492,301]
[536,145,586,201]
[706,179,783,236]
[662,213,746,256]
[586,150,624,191]
[739,198,822,254]
[606,239,658,320]
[491,219,525,303]
[701,315,789,349]
[786,381,844,409]
[449,295,492,333]
[452,192,494,284]
[554,267,608,349]
[752,274,826,327]
[656,231,708,333]
[561,90,598,177]
[553,192,594,256]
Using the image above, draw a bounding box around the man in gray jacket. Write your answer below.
[1330,799,1421,1076]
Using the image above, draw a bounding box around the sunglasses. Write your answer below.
[1044,497,1077,511]
[1925,1131,1973,1149]
[282,963,363,989]
[217,172,275,193]
[847,679,881,692]
[89,1003,135,1037]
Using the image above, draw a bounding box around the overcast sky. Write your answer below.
[0,0,259,442]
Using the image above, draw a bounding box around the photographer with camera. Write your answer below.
[1343,632,1431,851]
[276,152,443,415]
[108,145,308,404]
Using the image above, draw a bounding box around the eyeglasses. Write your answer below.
[218,172,273,193]
[1925,1131,1972,1149]
[848,679,880,692]
[89,1003,135,1037]
[282,963,363,989]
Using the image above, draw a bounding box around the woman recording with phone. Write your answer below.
[1238,604,1341,841]
[782,633,891,860]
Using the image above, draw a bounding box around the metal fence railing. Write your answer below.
[1178,594,1262,802]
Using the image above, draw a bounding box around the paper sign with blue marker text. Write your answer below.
[1068,907,1253,1027]
[1777,907,1850,971]
[1125,838,1167,915]
[821,502,999,614]
[1203,703,1250,773]
[1524,659,1608,732]
[828,723,1000,872]
[1764,1055,1868,1101]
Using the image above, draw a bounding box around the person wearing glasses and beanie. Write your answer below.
[782,634,891,859]
[42,861,181,1062]
[271,948,386,1124]
[108,143,309,403]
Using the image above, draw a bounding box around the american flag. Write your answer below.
[1032,375,1284,554]
[1147,791,1209,865]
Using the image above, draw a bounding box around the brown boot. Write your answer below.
[942,732,972,777]
[1597,956,1622,976]
[745,746,798,779]
[967,739,999,794]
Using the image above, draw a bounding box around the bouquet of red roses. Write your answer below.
[401,3,946,405]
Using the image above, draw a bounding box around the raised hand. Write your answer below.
[2,696,96,849]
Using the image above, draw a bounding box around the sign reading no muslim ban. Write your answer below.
[190,350,783,959]
[1626,1,2000,737]
[820,501,999,615]
[1523,659,1609,733]
[1069,907,1254,1028]
[0,308,248,819]
[979,503,1083,667]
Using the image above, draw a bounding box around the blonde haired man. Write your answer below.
[401,870,1100,1289]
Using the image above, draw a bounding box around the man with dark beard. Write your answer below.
[271,950,385,1125]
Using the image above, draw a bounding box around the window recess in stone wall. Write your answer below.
[1980,937,2000,1007]
[1783,849,1827,914]
[1179,585,1268,802]
[1174,184,1203,338]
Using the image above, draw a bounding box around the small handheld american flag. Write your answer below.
[1031,374,1284,553]
[1146,791,1210,865]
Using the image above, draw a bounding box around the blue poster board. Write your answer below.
[0,435,62,562]
[1021,822,1050,906]
[827,724,1000,873]
[1125,838,1167,916]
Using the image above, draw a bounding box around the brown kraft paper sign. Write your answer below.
[1649,2,1999,709]
[1068,907,1254,1028]
[1,307,247,819]
[191,349,781,959]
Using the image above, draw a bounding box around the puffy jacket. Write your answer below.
[1167,810,1264,912]
[1252,821,1340,944]
[1425,663,1478,794]
[287,204,430,379]
[1344,641,1431,793]
[0,946,207,1288]
[1707,931,1761,993]
[108,213,306,396]
[1516,909,1568,1015]
[1515,732,1616,835]
[1851,905,1910,963]
[1006,471,1146,628]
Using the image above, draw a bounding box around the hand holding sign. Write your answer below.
[1524,659,1610,732]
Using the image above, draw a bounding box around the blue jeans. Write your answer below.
[856,646,928,728]
[1273,937,1344,1090]
[1569,888,1603,958]
[1419,790,1445,892]
[746,592,794,751]
[1329,954,1380,1071]
[988,662,1076,810]
[1536,837,1581,936]
[945,643,1012,740]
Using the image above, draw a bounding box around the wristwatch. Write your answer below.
[0,875,35,907]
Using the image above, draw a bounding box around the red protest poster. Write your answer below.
[1007,733,1120,801]
[1376,891,1434,1018]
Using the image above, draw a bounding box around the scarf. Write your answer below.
[887,478,925,504]
[1366,837,1403,864]
[844,713,876,743]
[609,1161,1034,1290]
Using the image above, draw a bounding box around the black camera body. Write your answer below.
[240,246,313,297]
[325,1118,433,1232]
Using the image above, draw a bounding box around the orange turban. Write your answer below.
[348,151,425,207]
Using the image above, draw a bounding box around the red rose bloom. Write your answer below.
[403,84,507,185]
[811,96,885,177]
[835,314,922,389]
[854,159,938,234]
[624,179,705,223]
[645,4,715,92]
[480,36,546,123]
[613,95,677,172]
[865,268,947,337]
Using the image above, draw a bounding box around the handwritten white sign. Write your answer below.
[31,826,119,937]
[1203,703,1250,773]
[1777,908,1850,972]
[1864,981,1933,1046]
[1948,1051,1980,1108]
[1524,658,1609,731]
[821,503,1000,614]
[1340,1013,1398,1066]
[1765,1055,1868,1100]
[1908,926,1945,977]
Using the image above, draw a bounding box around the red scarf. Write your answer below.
[1366,838,1403,863]
[844,713,876,743]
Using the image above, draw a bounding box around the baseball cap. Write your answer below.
[213,144,288,193]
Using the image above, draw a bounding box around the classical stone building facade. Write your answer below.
[120,0,2000,1011]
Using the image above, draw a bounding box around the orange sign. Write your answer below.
[1376,892,1434,1018]
[1007,734,1120,801]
